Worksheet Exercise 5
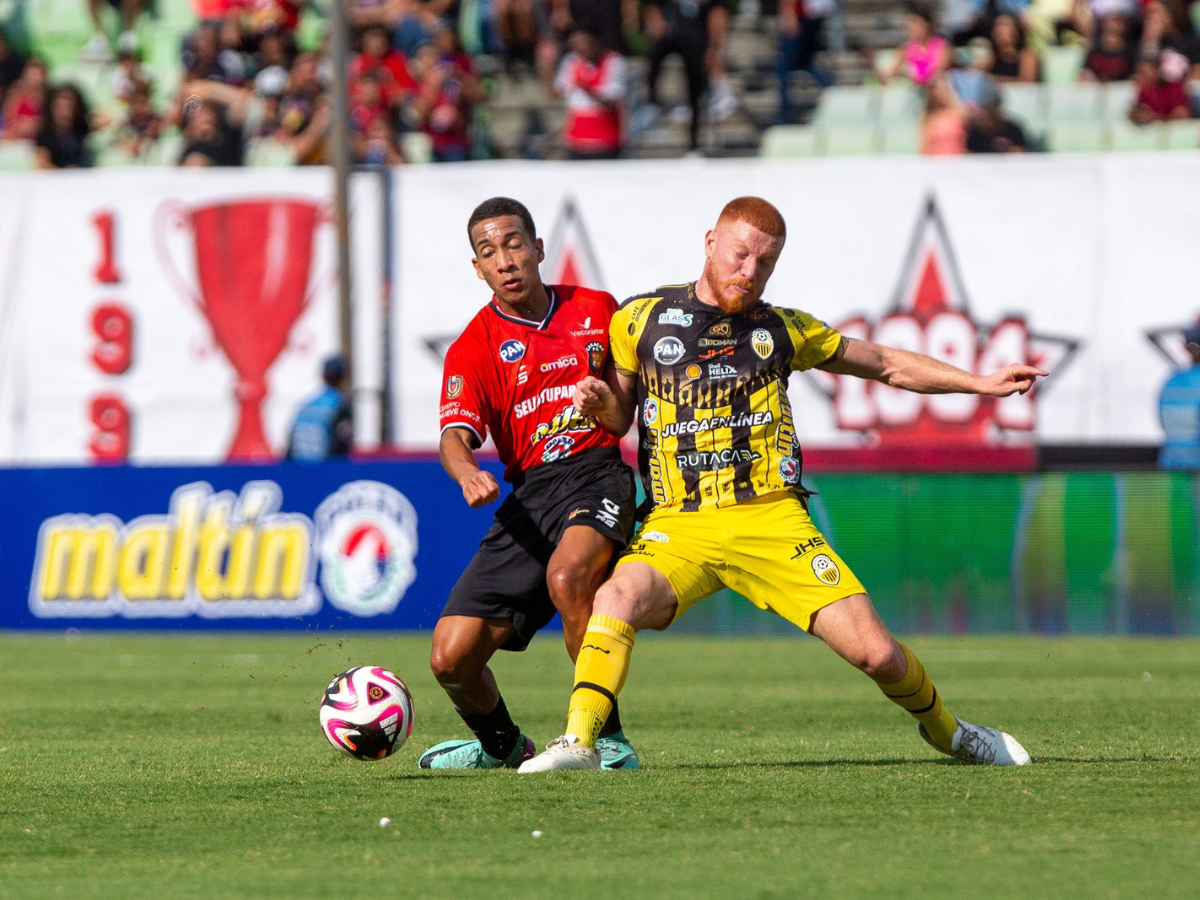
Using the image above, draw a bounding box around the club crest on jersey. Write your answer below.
[811,554,840,586]
[586,341,605,375]
[779,457,800,484]
[752,329,774,359]
[445,375,463,398]
[658,308,693,326]
[499,339,526,363]
[643,397,659,425]
[654,336,685,365]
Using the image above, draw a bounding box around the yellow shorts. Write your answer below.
[616,492,866,632]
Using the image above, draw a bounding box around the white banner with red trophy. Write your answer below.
[0,169,383,465]
[391,154,1199,465]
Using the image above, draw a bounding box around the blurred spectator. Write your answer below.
[183,23,246,85]
[881,2,951,88]
[286,354,353,462]
[1129,50,1195,123]
[82,0,146,62]
[276,52,332,164]
[1140,0,1200,75]
[638,1,732,153]
[390,0,457,56]
[775,0,834,124]
[193,0,238,24]
[411,24,483,162]
[217,14,253,84]
[173,79,250,165]
[966,81,1028,152]
[0,58,48,141]
[493,0,543,70]
[944,0,1031,46]
[921,74,967,154]
[1158,324,1200,470]
[553,26,626,160]
[114,81,163,158]
[538,0,637,93]
[244,0,308,41]
[35,85,94,169]
[705,0,736,122]
[351,68,391,133]
[355,114,405,164]
[111,46,150,104]
[0,28,27,106]
[985,14,1040,83]
[348,24,416,111]
[1081,15,1136,82]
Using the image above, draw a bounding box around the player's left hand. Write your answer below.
[574,376,612,417]
[978,364,1049,397]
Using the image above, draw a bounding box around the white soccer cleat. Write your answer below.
[922,718,1032,766]
[517,735,600,773]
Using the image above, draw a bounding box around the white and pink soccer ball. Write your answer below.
[319,666,414,760]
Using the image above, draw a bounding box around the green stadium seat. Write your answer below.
[822,124,879,155]
[758,125,821,158]
[401,131,434,164]
[1109,120,1163,152]
[877,83,920,125]
[1045,82,1102,123]
[1042,45,1085,85]
[0,139,36,170]
[1161,119,1199,151]
[1001,83,1044,131]
[879,122,920,155]
[1100,80,1136,122]
[95,141,142,167]
[1045,121,1106,152]
[811,86,876,128]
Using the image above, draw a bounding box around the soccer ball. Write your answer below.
[319,666,414,760]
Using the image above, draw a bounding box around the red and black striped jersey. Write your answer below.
[439,285,620,482]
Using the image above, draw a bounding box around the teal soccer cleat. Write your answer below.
[595,729,640,771]
[418,734,535,770]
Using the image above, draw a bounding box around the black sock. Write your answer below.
[597,698,623,739]
[455,693,521,760]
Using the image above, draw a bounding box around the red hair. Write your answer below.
[716,196,786,239]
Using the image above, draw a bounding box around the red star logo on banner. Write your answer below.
[808,197,1078,469]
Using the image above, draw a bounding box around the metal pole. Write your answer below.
[329,0,354,411]
[380,164,395,445]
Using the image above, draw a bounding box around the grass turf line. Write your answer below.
[0,633,1197,899]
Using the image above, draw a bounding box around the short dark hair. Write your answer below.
[467,197,537,248]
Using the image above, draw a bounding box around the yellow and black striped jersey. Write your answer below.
[611,282,842,514]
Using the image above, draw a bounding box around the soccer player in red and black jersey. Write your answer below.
[418,197,640,771]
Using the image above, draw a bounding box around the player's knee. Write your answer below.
[546,565,593,612]
[860,640,905,682]
[593,579,639,623]
[428,645,473,687]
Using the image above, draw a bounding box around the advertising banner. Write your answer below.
[0,169,383,465]
[0,461,499,631]
[391,155,1200,466]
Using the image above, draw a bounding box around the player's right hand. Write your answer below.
[460,470,500,507]
[574,376,611,417]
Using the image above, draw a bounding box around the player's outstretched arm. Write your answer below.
[574,363,636,436]
[819,338,1048,396]
[439,427,501,507]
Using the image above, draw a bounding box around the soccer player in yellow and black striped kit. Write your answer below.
[520,196,1047,772]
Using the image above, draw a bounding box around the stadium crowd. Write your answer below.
[0,0,1198,167]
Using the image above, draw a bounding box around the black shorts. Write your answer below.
[441,447,637,651]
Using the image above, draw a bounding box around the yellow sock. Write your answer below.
[878,643,958,750]
[565,614,636,748]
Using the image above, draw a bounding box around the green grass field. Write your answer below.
[1,633,1198,899]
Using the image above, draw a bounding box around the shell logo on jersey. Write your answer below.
[643,397,659,425]
[686,364,702,378]
[752,329,774,359]
[29,481,319,619]
[446,375,463,398]
[653,336,685,365]
[586,341,605,374]
[315,481,418,617]
[499,339,526,363]
[811,554,840,586]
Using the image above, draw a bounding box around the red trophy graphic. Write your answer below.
[156,198,329,461]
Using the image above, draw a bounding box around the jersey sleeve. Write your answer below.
[439,336,492,445]
[609,296,658,376]
[779,307,844,372]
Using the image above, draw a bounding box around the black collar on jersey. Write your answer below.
[488,287,558,329]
